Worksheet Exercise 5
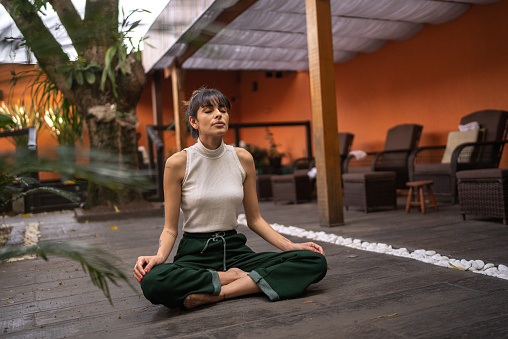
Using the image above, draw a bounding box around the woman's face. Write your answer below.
[190,101,229,138]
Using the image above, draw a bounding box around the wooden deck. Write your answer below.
[1,197,508,338]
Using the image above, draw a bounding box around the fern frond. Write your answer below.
[0,241,137,305]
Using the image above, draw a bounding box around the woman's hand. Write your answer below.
[133,255,165,283]
[289,242,325,255]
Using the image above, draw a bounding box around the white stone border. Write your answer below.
[237,214,508,280]
[6,221,40,262]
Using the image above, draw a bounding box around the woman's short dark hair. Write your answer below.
[185,88,231,139]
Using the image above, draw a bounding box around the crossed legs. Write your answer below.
[183,268,261,309]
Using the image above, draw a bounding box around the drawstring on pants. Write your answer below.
[201,231,227,271]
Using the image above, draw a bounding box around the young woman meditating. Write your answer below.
[133,88,327,309]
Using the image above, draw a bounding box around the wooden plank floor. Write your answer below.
[1,197,508,338]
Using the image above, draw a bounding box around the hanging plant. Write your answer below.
[56,57,102,90]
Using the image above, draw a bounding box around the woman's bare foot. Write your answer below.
[183,276,261,310]
[183,292,225,309]
[219,268,248,285]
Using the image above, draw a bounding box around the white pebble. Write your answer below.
[255,219,508,282]
[484,263,495,270]
[484,267,499,276]
[474,260,485,270]
[498,264,508,273]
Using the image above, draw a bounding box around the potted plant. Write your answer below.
[242,142,269,174]
[265,127,285,173]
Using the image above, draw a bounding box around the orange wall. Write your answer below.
[334,1,508,155]
[235,71,312,164]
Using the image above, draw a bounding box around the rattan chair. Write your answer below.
[344,124,423,189]
[409,110,508,203]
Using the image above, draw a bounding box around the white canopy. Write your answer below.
[143,0,500,72]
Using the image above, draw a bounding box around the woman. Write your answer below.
[133,88,327,309]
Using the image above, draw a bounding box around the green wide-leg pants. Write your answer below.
[141,230,327,308]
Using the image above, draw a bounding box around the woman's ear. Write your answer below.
[189,116,198,130]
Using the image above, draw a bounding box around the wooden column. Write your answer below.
[151,70,163,140]
[305,0,344,226]
[170,63,187,151]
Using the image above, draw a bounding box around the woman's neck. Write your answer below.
[198,136,223,150]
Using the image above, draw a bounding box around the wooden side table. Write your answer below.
[406,180,438,213]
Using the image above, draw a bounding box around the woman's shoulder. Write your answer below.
[233,147,254,162]
[165,150,187,171]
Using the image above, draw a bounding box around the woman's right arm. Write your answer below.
[133,151,186,282]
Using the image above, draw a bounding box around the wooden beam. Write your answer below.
[305,0,344,226]
[171,63,187,151]
[151,70,164,140]
[176,0,258,66]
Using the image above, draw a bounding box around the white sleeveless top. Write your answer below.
[180,139,246,233]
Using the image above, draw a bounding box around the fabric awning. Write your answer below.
[142,0,500,72]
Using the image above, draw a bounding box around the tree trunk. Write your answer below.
[84,103,141,208]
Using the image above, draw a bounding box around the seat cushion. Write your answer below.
[343,171,396,183]
[441,129,483,163]
[413,163,452,174]
[456,168,508,180]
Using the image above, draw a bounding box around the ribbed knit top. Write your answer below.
[181,139,246,233]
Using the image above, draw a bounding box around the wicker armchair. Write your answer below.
[344,124,423,189]
[408,110,508,204]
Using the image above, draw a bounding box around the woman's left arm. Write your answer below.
[235,148,324,255]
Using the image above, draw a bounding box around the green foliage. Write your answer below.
[265,127,285,158]
[44,99,84,146]
[0,113,15,129]
[56,57,102,90]
[0,147,151,304]
[11,0,49,15]
[0,100,44,147]
[0,151,78,209]
[8,69,85,146]
[100,8,151,98]
[243,143,268,168]
[0,241,136,305]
